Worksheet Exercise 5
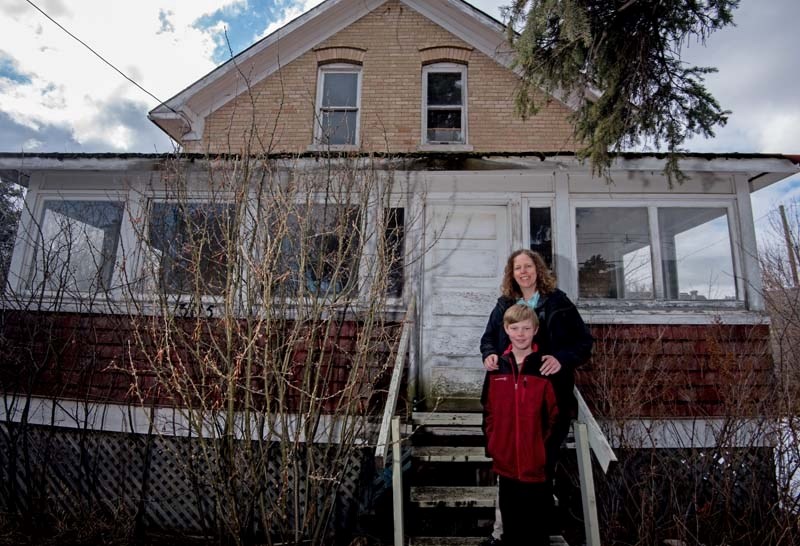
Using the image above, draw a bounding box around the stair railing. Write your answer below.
[374,295,416,468]
[574,386,617,546]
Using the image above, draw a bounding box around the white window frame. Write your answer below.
[359,189,408,306]
[522,196,556,273]
[10,189,132,302]
[421,62,468,146]
[569,196,744,305]
[313,63,362,149]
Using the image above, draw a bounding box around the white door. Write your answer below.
[420,204,510,410]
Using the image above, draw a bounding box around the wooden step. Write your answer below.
[413,412,579,449]
[412,485,560,509]
[413,446,490,463]
[416,425,484,437]
[410,486,496,508]
[409,536,569,546]
[413,412,482,427]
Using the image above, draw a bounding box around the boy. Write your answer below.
[481,304,559,546]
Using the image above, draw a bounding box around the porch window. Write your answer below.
[577,207,653,299]
[658,207,736,300]
[529,207,553,270]
[315,65,361,146]
[276,204,362,296]
[576,206,737,301]
[384,207,405,297]
[30,200,124,293]
[147,202,234,296]
[423,63,466,144]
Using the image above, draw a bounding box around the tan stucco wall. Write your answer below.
[187,0,578,154]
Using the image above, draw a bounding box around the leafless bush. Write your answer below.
[760,199,800,541]
[0,149,414,544]
[120,153,410,544]
[581,320,799,545]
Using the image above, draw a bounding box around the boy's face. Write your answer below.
[504,319,537,351]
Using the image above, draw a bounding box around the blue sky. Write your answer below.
[0,0,797,226]
[0,52,32,84]
[192,0,291,64]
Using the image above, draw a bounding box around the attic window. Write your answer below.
[315,64,361,147]
[423,63,466,145]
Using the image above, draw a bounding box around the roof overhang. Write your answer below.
[611,153,799,193]
[0,153,171,187]
[1,152,797,192]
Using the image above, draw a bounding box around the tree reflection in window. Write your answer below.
[276,204,361,297]
[529,207,553,270]
[384,207,404,297]
[31,200,124,293]
[576,207,653,299]
[148,202,234,296]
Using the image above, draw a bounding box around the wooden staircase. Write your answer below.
[406,412,569,546]
[373,296,614,545]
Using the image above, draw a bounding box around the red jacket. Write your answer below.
[481,346,559,483]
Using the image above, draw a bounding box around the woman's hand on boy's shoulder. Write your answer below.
[539,354,562,376]
[483,354,499,371]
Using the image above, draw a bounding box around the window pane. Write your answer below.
[576,207,653,299]
[427,72,463,106]
[426,110,462,143]
[276,205,361,296]
[322,72,358,108]
[529,208,553,270]
[32,200,123,293]
[320,110,357,145]
[148,203,234,295]
[385,208,404,297]
[658,207,736,300]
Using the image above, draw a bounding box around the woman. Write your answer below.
[481,249,593,420]
[479,249,593,545]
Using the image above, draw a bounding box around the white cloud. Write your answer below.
[758,113,800,154]
[753,175,800,225]
[0,0,244,150]
[466,0,504,20]
[22,138,42,150]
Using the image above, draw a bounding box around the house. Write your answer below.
[1,0,798,543]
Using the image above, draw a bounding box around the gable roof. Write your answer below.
[148,0,544,143]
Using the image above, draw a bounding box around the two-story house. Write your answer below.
[1,0,798,542]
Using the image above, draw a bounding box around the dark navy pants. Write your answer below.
[498,476,552,546]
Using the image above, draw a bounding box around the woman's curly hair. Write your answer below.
[500,249,557,299]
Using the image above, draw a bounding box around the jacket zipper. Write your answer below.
[513,355,524,480]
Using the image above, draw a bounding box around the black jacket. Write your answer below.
[480,289,592,369]
[479,289,593,414]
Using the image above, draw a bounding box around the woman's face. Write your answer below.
[513,254,538,292]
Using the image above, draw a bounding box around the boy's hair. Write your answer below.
[503,304,539,327]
